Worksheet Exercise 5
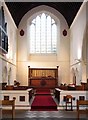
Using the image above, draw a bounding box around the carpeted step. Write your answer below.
[35,93,51,95]
[31,108,57,111]
[31,105,57,109]
[35,89,51,95]
[31,95,57,111]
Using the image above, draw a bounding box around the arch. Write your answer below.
[25,5,62,55]
[2,66,7,83]
[29,12,57,54]
[18,5,69,59]
[71,67,76,85]
[8,67,12,85]
[75,68,79,85]
[19,5,68,28]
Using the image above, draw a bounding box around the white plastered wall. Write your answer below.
[70,2,87,85]
[0,2,17,85]
[17,5,70,86]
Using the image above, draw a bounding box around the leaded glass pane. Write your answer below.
[36,16,40,53]
[30,24,35,53]
[30,13,57,54]
[52,24,57,53]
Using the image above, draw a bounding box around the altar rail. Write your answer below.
[1,88,32,110]
[55,88,88,110]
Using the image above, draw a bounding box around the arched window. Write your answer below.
[30,13,57,54]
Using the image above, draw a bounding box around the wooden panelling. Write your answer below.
[30,79,56,87]
[28,66,58,88]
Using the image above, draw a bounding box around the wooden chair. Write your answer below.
[0,97,16,119]
[77,100,88,120]
[65,95,73,111]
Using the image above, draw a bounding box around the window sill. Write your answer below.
[29,53,57,56]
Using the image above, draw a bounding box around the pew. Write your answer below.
[77,100,88,120]
[0,97,16,119]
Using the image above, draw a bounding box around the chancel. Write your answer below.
[0,1,88,119]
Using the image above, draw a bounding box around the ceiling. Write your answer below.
[5,2,83,28]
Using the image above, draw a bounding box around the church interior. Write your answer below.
[0,1,88,119]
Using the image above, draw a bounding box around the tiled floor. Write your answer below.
[1,109,88,120]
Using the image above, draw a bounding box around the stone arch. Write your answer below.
[71,67,76,84]
[8,67,12,85]
[2,66,7,83]
[19,5,68,28]
[75,68,79,85]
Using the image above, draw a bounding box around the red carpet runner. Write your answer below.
[31,89,57,111]
[36,89,51,95]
